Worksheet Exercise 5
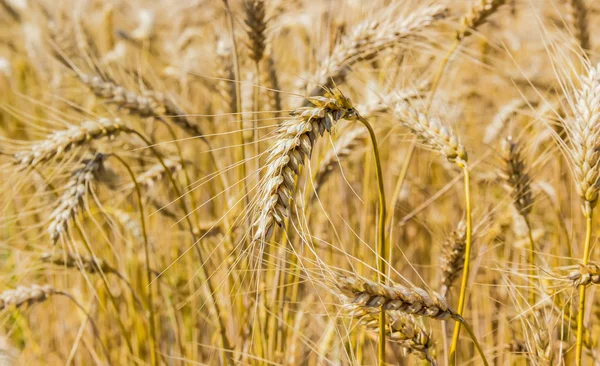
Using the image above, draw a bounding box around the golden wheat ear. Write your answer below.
[47,153,106,244]
[252,91,358,244]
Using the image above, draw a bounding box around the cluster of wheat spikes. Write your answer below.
[1,0,600,365]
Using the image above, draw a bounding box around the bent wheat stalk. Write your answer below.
[356,114,388,364]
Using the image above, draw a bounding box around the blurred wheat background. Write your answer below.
[1,0,600,365]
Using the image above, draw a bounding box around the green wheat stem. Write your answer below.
[576,206,593,365]
[449,165,473,366]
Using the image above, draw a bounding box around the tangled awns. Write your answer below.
[2,0,600,365]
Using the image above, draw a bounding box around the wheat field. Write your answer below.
[0,0,599,365]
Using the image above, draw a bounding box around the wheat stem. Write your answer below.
[358,115,387,364]
[449,165,473,366]
[130,131,234,366]
[223,0,251,231]
[73,223,135,354]
[113,154,158,366]
[576,207,593,365]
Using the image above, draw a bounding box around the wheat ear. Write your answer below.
[41,250,115,274]
[0,284,55,310]
[567,0,590,53]
[393,101,468,166]
[500,138,533,216]
[310,4,446,97]
[569,264,600,287]
[48,153,106,244]
[336,275,488,365]
[358,310,437,365]
[457,0,507,41]
[13,118,127,169]
[439,220,467,297]
[0,284,110,361]
[500,136,538,304]
[78,74,203,137]
[244,0,267,64]
[532,326,554,366]
[252,90,358,243]
[429,0,506,101]
[391,101,475,365]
